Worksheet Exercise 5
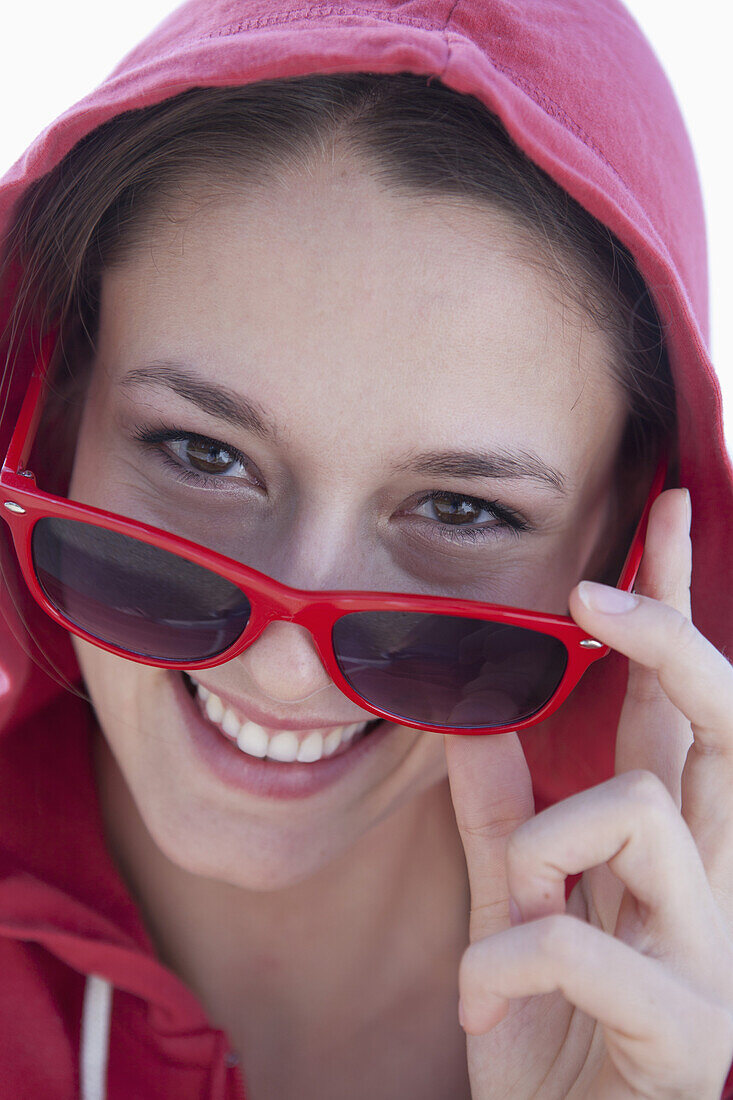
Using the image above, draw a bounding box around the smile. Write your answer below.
[185,673,380,763]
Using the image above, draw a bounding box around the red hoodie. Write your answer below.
[0,1,731,1097]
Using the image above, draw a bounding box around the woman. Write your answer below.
[0,1,731,1098]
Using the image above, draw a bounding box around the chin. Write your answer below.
[138,785,365,891]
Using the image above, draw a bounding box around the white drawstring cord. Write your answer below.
[80,974,112,1100]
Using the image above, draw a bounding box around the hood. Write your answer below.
[0,0,731,1078]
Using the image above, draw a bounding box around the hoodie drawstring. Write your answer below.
[80,973,112,1100]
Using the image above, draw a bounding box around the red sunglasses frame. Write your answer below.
[0,332,668,735]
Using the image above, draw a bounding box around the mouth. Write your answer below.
[182,672,384,764]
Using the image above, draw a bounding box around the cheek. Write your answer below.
[525,492,618,611]
[71,636,154,760]
[520,556,582,611]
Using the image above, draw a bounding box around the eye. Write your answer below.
[409,491,529,542]
[132,424,263,488]
[167,436,245,477]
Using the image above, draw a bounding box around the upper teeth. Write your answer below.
[188,676,371,763]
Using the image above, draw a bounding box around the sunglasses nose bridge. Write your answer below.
[259,596,343,667]
[252,582,330,636]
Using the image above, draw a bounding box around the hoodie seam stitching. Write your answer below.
[203,7,446,38]
[440,0,462,74]
[440,30,624,186]
[440,30,662,242]
[443,0,463,33]
[482,54,662,242]
[201,7,627,196]
[489,60,620,177]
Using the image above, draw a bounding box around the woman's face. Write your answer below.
[69,154,627,889]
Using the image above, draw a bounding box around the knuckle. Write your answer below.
[469,896,512,937]
[627,607,697,704]
[532,914,573,960]
[504,824,533,871]
[626,665,668,707]
[647,568,692,612]
[665,606,698,658]
[618,768,674,822]
[462,810,529,845]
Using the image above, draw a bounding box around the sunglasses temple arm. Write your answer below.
[614,453,669,593]
[2,330,58,478]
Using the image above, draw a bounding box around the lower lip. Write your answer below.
[172,671,394,799]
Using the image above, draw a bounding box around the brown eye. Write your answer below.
[406,492,528,545]
[162,435,253,482]
[184,438,238,475]
[424,493,492,525]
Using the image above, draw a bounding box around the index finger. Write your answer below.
[568,559,733,878]
[444,730,534,943]
[570,586,733,756]
[604,487,693,799]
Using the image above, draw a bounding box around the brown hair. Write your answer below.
[1,71,674,515]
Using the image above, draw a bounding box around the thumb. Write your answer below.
[444,731,535,942]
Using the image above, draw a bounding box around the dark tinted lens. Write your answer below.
[332,611,568,728]
[32,517,251,661]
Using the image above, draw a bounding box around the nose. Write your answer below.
[238,620,334,704]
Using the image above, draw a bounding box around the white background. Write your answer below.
[1,2,729,452]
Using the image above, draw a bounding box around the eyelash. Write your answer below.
[410,491,529,542]
[132,423,257,489]
[131,424,530,543]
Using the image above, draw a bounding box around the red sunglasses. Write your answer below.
[1,333,667,736]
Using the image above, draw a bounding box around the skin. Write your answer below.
[66,152,733,1098]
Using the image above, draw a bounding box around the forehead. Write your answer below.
[96,160,625,484]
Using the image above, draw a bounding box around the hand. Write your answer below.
[445,488,733,1099]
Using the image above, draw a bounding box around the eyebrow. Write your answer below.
[393,449,565,492]
[120,362,565,492]
[120,363,278,441]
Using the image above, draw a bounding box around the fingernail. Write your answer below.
[458,998,466,1028]
[508,897,523,926]
[578,580,639,614]
[682,488,692,534]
